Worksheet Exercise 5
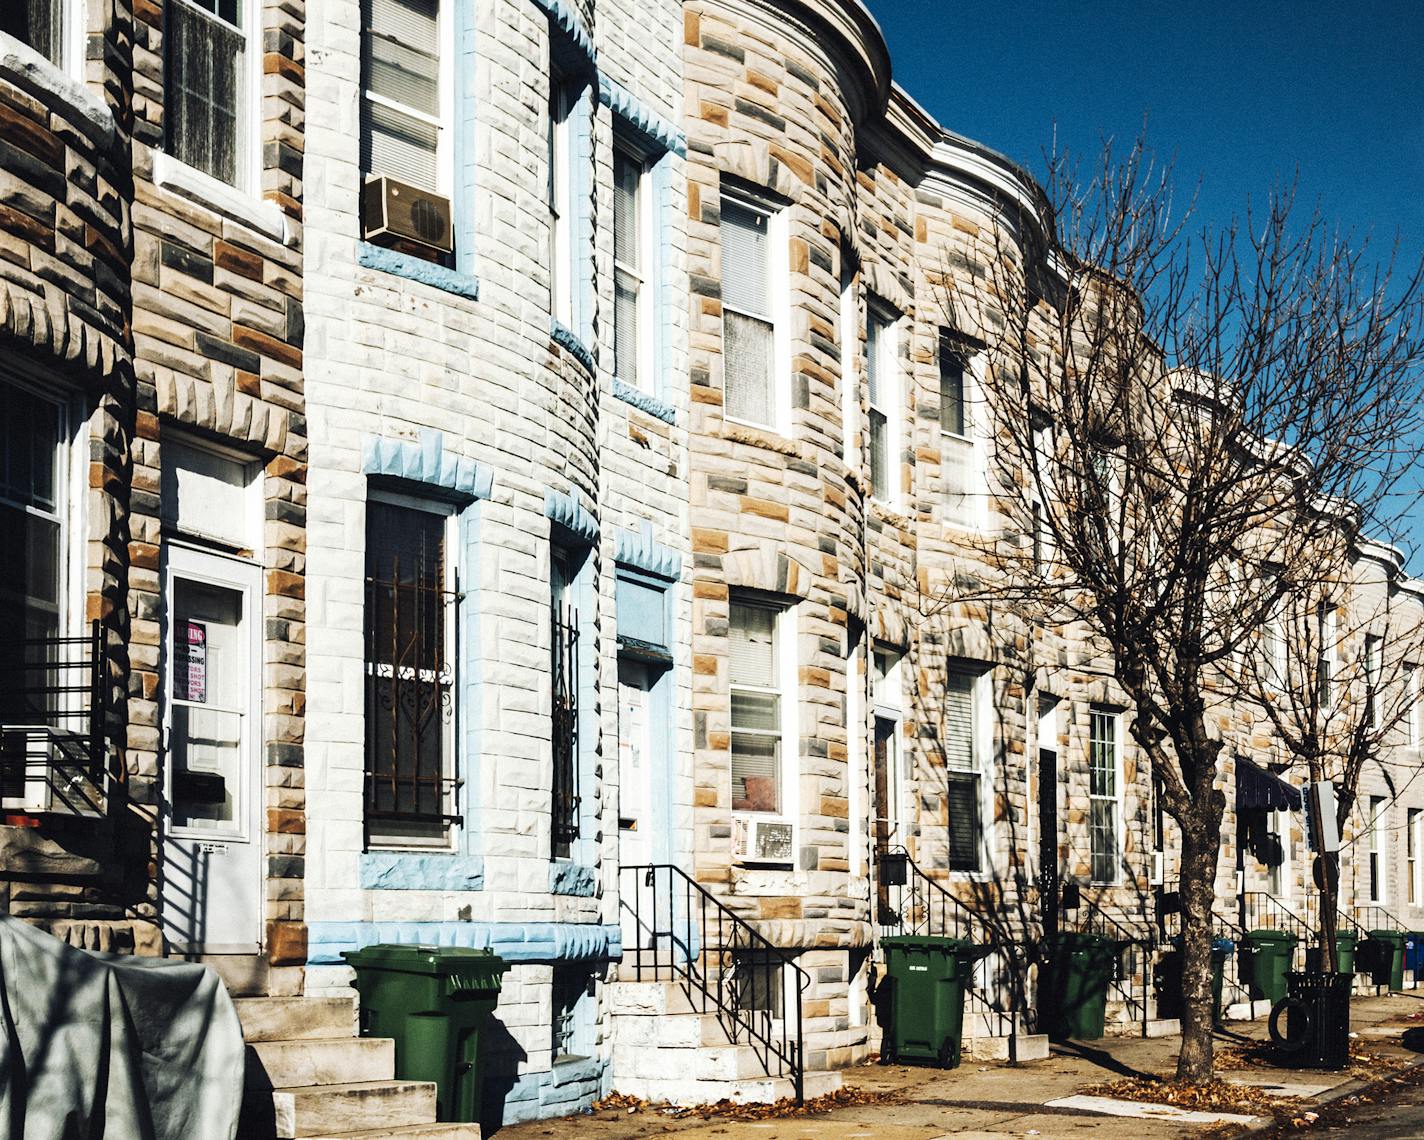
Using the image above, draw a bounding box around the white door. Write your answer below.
[618,661,657,952]
[159,545,263,954]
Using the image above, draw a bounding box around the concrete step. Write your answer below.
[966,1033,1050,1062]
[237,996,358,1043]
[606,979,701,1017]
[610,1068,841,1107]
[258,1080,438,1139]
[1224,998,1271,1022]
[612,1041,773,1082]
[299,1126,481,1140]
[248,1037,395,1090]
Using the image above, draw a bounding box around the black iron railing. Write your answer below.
[364,575,460,833]
[876,846,1028,1049]
[550,598,579,856]
[620,863,806,1102]
[0,621,110,816]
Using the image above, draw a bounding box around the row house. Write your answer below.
[5,0,1423,1127]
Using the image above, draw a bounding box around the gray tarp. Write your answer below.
[0,915,244,1140]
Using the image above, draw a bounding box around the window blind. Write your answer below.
[720,201,768,317]
[939,348,965,436]
[945,671,979,871]
[943,672,976,771]
[730,602,776,685]
[724,310,773,424]
[361,0,440,189]
[947,771,980,872]
[613,150,641,386]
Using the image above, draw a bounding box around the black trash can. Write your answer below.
[1267,971,1353,1070]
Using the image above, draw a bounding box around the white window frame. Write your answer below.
[1031,422,1055,570]
[163,0,264,196]
[873,645,906,851]
[846,637,866,877]
[612,140,654,391]
[364,486,460,851]
[1318,603,1337,705]
[1267,807,1292,900]
[548,70,574,326]
[839,259,858,464]
[941,343,984,530]
[361,0,453,195]
[866,302,900,507]
[1364,633,1383,728]
[1088,707,1123,886]
[729,596,797,832]
[1367,794,1387,905]
[3,0,83,77]
[719,191,789,433]
[1411,667,1422,748]
[1408,807,1421,907]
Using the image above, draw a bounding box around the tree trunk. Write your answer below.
[1176,823,1220,1082]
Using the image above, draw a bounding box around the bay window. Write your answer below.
[945,669,983,872]
[1089,707,1121,884]
[721,197,778,428]
[730,598,786,815]
[363,492,458,846]
[613,144,651,389]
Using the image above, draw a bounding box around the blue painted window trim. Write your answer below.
[360,430,495,890]
[544,488,598,545]
[357,242,480,301]
[614,520,682,582]
[613,377,676,424]
[529,0,596,75]
[598,75,686,158]
[308,920,622,965]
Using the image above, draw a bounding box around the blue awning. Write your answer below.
[1237,758,1302,812]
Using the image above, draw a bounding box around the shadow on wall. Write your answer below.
[479,1013,528,1135]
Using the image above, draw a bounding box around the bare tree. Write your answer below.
[933,132,1424,1081]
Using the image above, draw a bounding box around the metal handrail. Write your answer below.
[876,846,1028,1049]
[619,863,807,1103]
[1353,904,1407,932]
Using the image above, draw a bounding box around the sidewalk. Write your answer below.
[493,991,1424,1138]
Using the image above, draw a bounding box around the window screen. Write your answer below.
[721,200,774,425]
[166,0,244,186]
[939,341,965,436]
[1089,709,1119,883]
[1,0,61,64]
[361,0,441,190]
[730,599,781,814]
[945,671,980,871]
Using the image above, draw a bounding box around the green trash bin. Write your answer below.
[1304,931,1359,974]
[1156,937,1233,1025]
[1368,929,1406,990]
[1242,929,1296,1006]
[880,935,982,1067]
[1042,932,1124,1041]
[343,944,509,1122]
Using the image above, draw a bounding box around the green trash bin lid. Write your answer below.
[342,944,509,992]
[882,934,984,956]
[1244,928,1296,944]
[1369,928,1405,943]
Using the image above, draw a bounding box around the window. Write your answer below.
[1089,708,1121,884]
[733,953,784,1016]
[548,73,573,325]
[613,144,651,388]
[839,256,858,462]
[1409,807,1421,906]
[1263,609,1288,690]
[1317,602,1336,707]
[551,965,592,1062]
[1267,808,1291,899]
[945,669,983,873]
[0,383,65,655]
[363,493,458,846]
[551,545,580,859]
[1368,794,1386,904]
[730,598,785,815]
[2,0,60,64]
[866,306,897,503]
[1031,422,1055,568]
[166,0,251,187]
[721,197,778,428]
[941,336,978,526]
[1412,669,1422,748]
[361,0,446,193]
[1365,634,1382,728]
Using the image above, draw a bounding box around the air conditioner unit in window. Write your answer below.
[1,727,105,818]
[361,176,454,255]
[733,817,795,865]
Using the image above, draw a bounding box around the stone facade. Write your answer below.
[0,0,307,985]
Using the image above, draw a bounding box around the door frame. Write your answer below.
[160,539,265,952]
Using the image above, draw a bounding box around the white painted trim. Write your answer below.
[152,150,290,244]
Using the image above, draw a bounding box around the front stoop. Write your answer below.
[607,979,843,1105]
[236,996,482,1140]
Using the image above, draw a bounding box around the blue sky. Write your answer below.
[868,0,1424,565]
